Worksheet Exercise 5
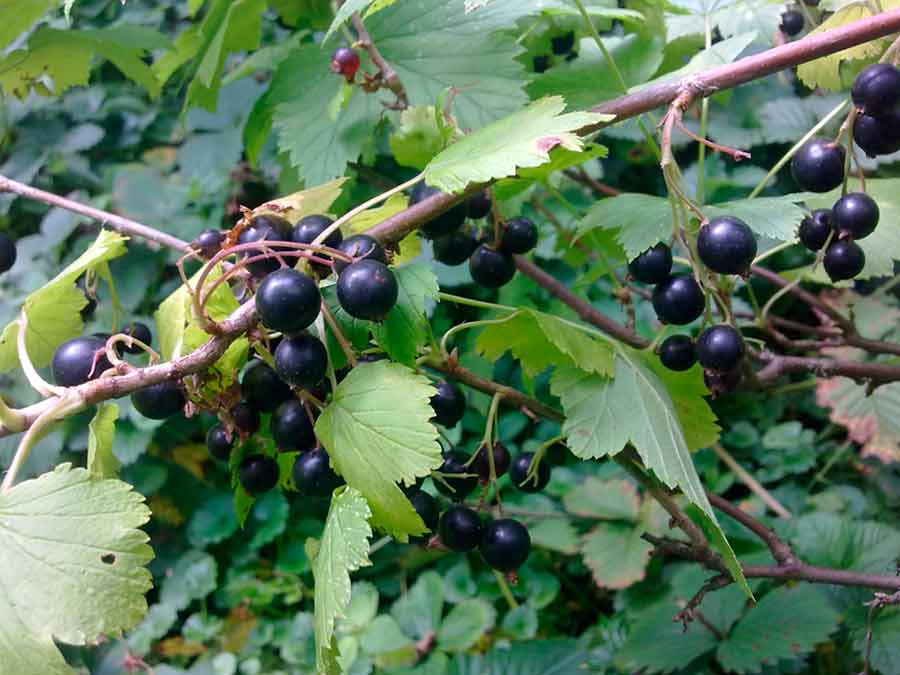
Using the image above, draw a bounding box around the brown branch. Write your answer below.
[563,168,621,197]
[710,443,793,518]
[351,12,408,108]
[754,350,900,386]
[707,492,796,565]
[0,174,192,253]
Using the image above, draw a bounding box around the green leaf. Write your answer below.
[501,604,538,640]
[391,571,444,641]
[448,639,590,675]
[717,586,840,673]
[0,0,54,52]
[527,518,580,554]
[575,193,672,259]
[778,513,900,574]
[563,478,640,520]
[649,360,721,452]
[580,522,652,589]
[372,263,439,366]
[849,605,900,675]
[818,376,900,462]
[344,193,422,264]
[389,106,459,170]
[0,464,152,675]
[324,0,379,41]
[476,309,614,378]
[87,403,120,478]
[187,493,239,547]
[360,614,415,656]
[424,97,611,193]
[616,600,717,673]
[81,27,169,97]
[644,31,757,88]
[253,177,348,223]
[312,486,373,674]
[0,229,128,372]
[705,193,818,241]
[159,550,218,611]
[315,361,442,539]
[437,598,497,652]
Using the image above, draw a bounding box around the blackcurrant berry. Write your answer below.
[409,183,466,237]
[652,275,706,325]
[832,192,879,240]
[439,505,483,552]
[466,191,492,220]
[798,209,833,251]
[207,424,233,462]
[472,441,511,480]
[191,228,225,259]
[780,10,804,36]
[336,259,399,321]
[551,31,576,55]
[480,518,531,572]
[292,214,342,249]
[853,111,900,157]
[469,245,515,288]
[255,268,321,334]
[122,321,152,355]
[824,240,866,282]
[231,400,261,435]
[333,234,387,275]
[509,452,550,493]
[274,334,328,388]
[292,448,342,497]
[409,489,439,534]
[242,360,293,413]
[434,450,479,500]
[430,380,466,427]
[704,367,742,398]
[239,454,280,495]
[238,214,292,278]
[131,380,185,419]
[696,325,744,372]
[330,47,360,81]
[791,138,846,193]
[697,216,757,275]
[0,233,16,273]
[432,229,479,266]
[628,242,673,284]
[658,335,696,372]
[499,217,538,255]
[271,399,316,452]
[852,63,900,116]
[51,336,112,387]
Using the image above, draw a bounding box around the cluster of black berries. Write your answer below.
[410,184,538,289]
[629,242,705,326]
[658,325,746,396]
[852,63,900,158]
[798,191,877,281]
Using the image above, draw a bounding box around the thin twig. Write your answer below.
[710,443,793,518]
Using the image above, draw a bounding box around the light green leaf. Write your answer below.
[0,28,93,98]
[705,193,818,241]
[252,177,348,223]
[391,570,444,641]
[80,27,168,96]
[528,518,580,554]
[87,403,120,478]
[159,550,218,611]
[314,361,443,539]
[575,193,672,259]
[437,598,497,652]
[344,193,421,264]
[476,309,614,378]
[500,604,538,640]
[360,614,415,655]
[643,31,757,89]
[0,0,54,52]
[0,464,152,675]
[425,97,611,193]
[581,522,652,589]
[563,478,640,521]
[649,360,720,452]
[717,586,840,673]
[372,264,439,366]
[222,32,307,85]
[324,0,378,41]
[0,229,128,372]
[312,486,373,674]
[389,106,459,170]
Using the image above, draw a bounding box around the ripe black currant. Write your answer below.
[551,31,576,55]
[231,400,261,435]
[439,505,483,552]
[238,214,292,278]
[333,234,387,275]
[652,275,706,325]
[239,454,280,495]
[472,441,511,480]
[255,268,321,334]
[697,216,757,275]
[131,380,185,419]
[696,325,745,372]
[0,233,16,273]
[292,448,342,497]
[409,489,439,534]
[51,336,112,387]
[432,229,479,266]
[121,321,152,355]
[499,217,538,255]
[509,452,550,493]
[798,209,833,251]
[480,518,531,572]
[853,111,900,157]
[791,138,846,193]
[824,240,866,282]
[331,47,360,81]
[704,367,742,398]
[852,63,900,116]
[206,424,233,462]
[242,360,293,413]
[336,259,399,321]
[658,335,697,372]
[271,399,316,451]
[466,191,492,220]
[292,214,342,249]
[780,10,804,36]
[430,380,466,427]
[628,242,673,284]
[469,244,516,288]
[274,334,328,388]
[832,192,879,240]
[434,450,479,500]
[409,183,466,237]
[191,228,225,259]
